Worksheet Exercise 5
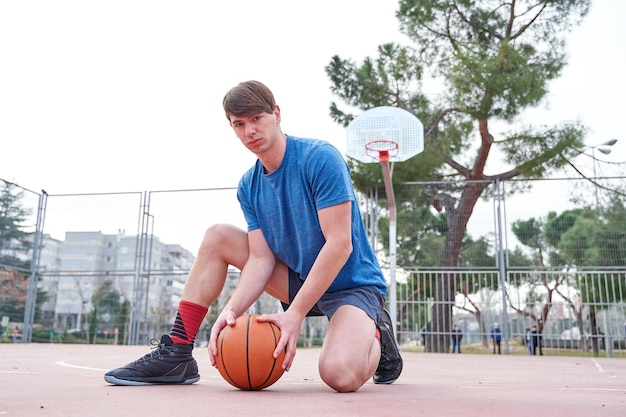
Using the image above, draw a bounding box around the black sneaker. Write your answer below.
[104,335,200,386]
[373,309,403,384]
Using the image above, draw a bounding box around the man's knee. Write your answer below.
[319,356,367,393]
[199,224,244,252]
[202,224,233,242]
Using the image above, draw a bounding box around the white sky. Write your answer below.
[0,0,403,193]
[1,0,625,250]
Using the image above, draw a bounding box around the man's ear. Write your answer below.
[274,105,281,124]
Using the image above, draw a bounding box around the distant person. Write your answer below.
[525,327,533,355]
[531,325,542,355]
[596,327,605,351]
[421,322,431,349]
[103,80,402,392]
[535,319,543,355]
[490,323,502,354]
[451,324,463,354]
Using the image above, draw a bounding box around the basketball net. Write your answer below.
[365,140,399,163]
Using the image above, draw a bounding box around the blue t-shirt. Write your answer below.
[237,135,386,295]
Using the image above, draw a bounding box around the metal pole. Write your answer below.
[592,147,613,357]
[592,147,599,209]
[495,180,510,353]
[129,191,148,344]
[142,211,155,340]
[368,189,376,250]
[604,309,613,357]
[380,160,397,339]
[22,191,47,343]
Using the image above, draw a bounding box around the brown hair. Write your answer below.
[223,80,276,120]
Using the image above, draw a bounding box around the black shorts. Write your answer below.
[281,269,384,321]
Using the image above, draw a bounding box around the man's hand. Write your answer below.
[208,309,238,366]
[256,310,304,371]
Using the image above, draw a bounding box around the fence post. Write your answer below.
[494,179,510,353]
[22,191,47,343]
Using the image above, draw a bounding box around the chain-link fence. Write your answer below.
[388,177,626,356]
[1,177,625,356]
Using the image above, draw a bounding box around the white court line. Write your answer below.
[591,358,605,373]
[55,360,108,372]
[0,370,41,375]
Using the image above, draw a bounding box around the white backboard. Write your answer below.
[346,106,424,163]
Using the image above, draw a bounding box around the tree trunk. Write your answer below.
[431,272,455,352]
[429,182,489,352]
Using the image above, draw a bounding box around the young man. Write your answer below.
[104,80,402,392]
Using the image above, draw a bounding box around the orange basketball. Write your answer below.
[215,314,285,390]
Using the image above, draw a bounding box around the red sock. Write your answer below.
[169,300,208,345]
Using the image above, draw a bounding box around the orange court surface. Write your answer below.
[1,342,624,417]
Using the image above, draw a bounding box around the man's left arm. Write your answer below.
[285,200,353,318]
[261,201,353,371]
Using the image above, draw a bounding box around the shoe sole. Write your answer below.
[104,374,200,386]
[373,360,403,385]
[373,377,399,385]
[374,309,403,384]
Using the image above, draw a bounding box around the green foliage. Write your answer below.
[327,43,472,190]
[328,0,594,353]
[0,270,26,323]
[88,307,97,343]
[0,180,38,322]
[507,247,534,268]
[89,280,128,343]
[513,197,626,307]
[460,236,495,267]
[509,205,626,268]
[578,271,626,307]
[558,203,626,268]
[512,217,544,251]
[327,1,591,270]
[396,0,590,120]
[558,216,596,266]
[31,328,54,343]
[499,123,587,177]
[91,280,122,331]
[386,183,496,268]
[544,209,584,247]
[412,232,446,266]
[117,299,130,345]
[594,195,626,266]
[327,43,428,122]
[0,180,32,270]
[394,192,449,266]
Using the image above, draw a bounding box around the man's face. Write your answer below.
[229,106,281,155]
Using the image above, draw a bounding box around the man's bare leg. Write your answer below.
[318,305,379,392]
[104,224,269,386]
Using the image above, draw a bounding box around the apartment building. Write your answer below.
[36,231,192,335]
[35,230,282,343]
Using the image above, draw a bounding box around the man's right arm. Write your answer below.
[208,229,275,364]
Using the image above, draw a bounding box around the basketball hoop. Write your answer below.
[365,140,399,163]
[346,106,424,163]
[345,106,425,342]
